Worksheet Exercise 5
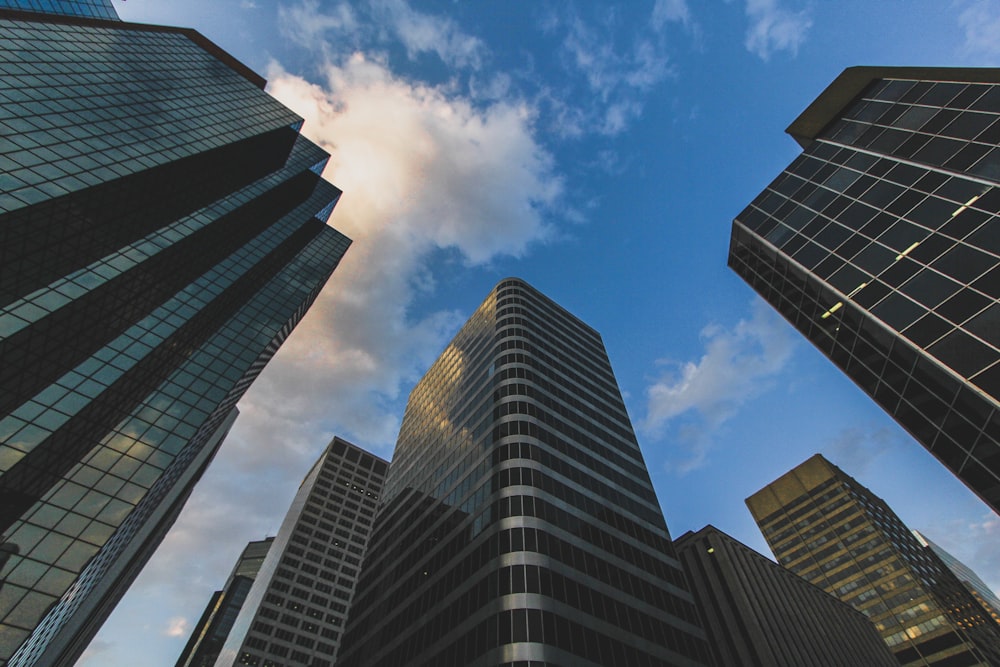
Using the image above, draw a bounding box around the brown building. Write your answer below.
[747,454,1000,666]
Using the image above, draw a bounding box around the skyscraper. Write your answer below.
[727,67,1000,513]
[747,454,1000,666]
[913,530,1000,627]
[176,537,274,667]
[0,4,350,665]
[337,278,711,667]
[674,525,896,666]
[213,438,387,667]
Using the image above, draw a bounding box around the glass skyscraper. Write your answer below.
[748,454,1000,666]
[728,67,1000,513]
[0,4,350,665]
[337,278,711,667]
[176,537,274,667]
[213,438,386,667]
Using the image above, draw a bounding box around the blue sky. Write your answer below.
[82,0,1000,663]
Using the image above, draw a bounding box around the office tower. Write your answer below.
[674,525,896,666]
[727,67,1000,513]
[176,537,274,667]
[0,0,118,19]
[0,4,350,666]
[913,530,1000,627]
[747,454,1000,666]
[213,438,387,667]
[338,278,712,667]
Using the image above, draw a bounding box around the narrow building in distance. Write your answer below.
[728,67,1000,513]
[913,530,1000,628]
[176,537,274,667]
[213,438,387,667]
[337,278,712,667]
[675,525,896,666]
[747,454,1000,665]
[0,2,350,664]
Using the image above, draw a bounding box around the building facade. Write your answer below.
[728,67,1000,513]
[675,525,896,667]
[337,278,711,667]
[747,454,1000,666]
[913,530,1000,627]
[176,537,274,667]
[213,438,387,667]
[0,5,350,666]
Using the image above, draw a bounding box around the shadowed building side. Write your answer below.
[0,5,350,665]
[728,67,1000,513]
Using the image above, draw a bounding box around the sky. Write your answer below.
[79,0,1000,664]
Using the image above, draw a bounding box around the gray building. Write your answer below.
[675,525,896,667]
[176,537,274,667]
[0,3,349,665]
[728,67,1000,513]
[213,438,387,667]
[337,278,712,667]
[748,454,1000,666]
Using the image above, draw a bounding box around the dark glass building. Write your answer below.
[338,278,711,667]
[675,525,896,666]
[176,537,274,667]
[747,454,1000,666]
[727,67,1000,513]
[0,4,350,665]
[913,530,1000,628]
[214,438,387,667]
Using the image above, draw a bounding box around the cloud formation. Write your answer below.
[957,0,1000,61]
[279,0,484,68]
[642,300,796,473]
[164,617,189,638]
[652,0,692,30]
[824,426,899,475]
[744,0,812,61]
[559,12,676,134]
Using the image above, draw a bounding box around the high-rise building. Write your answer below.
[213,438,387,667]
[913,530,1000,627]
[727,67,1000,513]
[674,525,896,666]
[0,4,350,665]
[176,537,274,667]
[337,278,712,667]
[747,454,1000,666]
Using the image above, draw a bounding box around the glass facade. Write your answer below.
[0,0,119,21]
[675,525,896,666]
[728,67,1000,513]
[337,279,711,667]
[914,531,1000,628]
[0,9,350,667]
[176,537,274,667]
[214,438,387,667]
[748,455,1000,666]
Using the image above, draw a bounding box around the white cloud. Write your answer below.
[372,0,485,69]
[278,0,358,52]
[560,16,675,134]
[163,617,188,638]
[744,0,812,61]
[223,51,561,464]
[652,0,692,30]
[280,0,484,69]
[642,300,796,473]
[957,0,1000,62]
[824,426,899,476]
